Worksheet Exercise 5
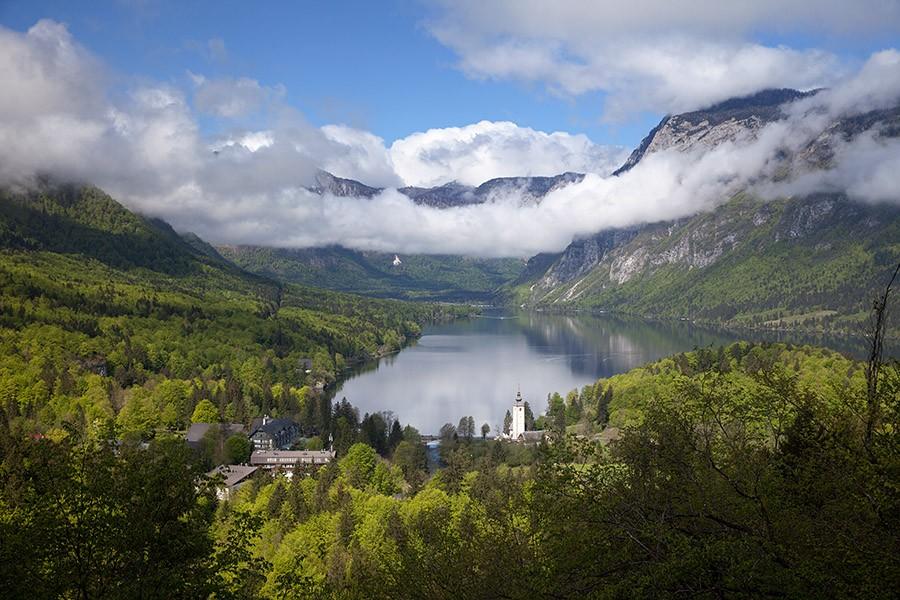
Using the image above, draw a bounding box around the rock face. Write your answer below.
[613,89,815,175]
[519,191,900,329]
[308,170,382,198]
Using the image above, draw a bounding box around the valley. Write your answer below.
[2,6,899,596]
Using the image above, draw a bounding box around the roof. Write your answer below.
[250,418,298,437]
[250,449,335,466]
[207,464,258,488]
[186,422,246,443]
[517,430,546,442]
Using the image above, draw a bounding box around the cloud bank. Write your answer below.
[426,0,900,119]
[1,20,899,258]
[389,121,628,187]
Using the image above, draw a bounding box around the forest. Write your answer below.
[2,340,898,598]
[0,184,897,598]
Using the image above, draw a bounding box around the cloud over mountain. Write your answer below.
[389,121,627,187]
[0,19,898,258]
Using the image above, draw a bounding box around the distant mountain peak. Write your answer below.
[613,88,820,176]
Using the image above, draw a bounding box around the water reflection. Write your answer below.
[333,310,889,435]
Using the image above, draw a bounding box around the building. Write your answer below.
[503,389,546,443]
[185,422,246,450]
[250,449,335,472]
[206,464,258,500]
[511,389,526,439]
[249,416,300,451]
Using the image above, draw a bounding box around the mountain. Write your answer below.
[0,182,465,410]
[218,245,524,302]
[310,168,584,208]
[398,172,584,208]
[512,89,900,334]
[612,88,816,175]
[309,170,382,198]
[238,171,584,300]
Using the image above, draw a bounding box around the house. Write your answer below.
[185,422,246,450]
[206,464,258,500]
[249,416,300,451]
[250,449,335,472]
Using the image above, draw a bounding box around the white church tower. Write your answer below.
[511,389,526,439]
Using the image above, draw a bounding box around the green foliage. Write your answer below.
[0,429,221,598]
[219,245,524,302]
[0,184,466,441]
[225,434,251,464]
[340,443,378,489]
[192,399,220,424]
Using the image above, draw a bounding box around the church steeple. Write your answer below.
[511,388,526,439]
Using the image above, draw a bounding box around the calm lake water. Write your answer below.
[333,310,884,435]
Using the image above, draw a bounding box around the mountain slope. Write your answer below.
[514,192,900,332]
[218,245,524,302]
[0,182,465,436]
[512,90,900,333]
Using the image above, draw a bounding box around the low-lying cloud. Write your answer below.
[1,20,899,259]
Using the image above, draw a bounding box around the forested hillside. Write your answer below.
[0,183,466,439]
[512,192,900,334]
[219,244,524,302]
[5,340,896,598]
[175,342,900,598]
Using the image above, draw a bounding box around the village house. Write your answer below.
[206,464,258,500]
[248,415,300,451]
[250,449,335,473]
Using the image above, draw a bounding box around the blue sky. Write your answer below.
[0,0,664,147]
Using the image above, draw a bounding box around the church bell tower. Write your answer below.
[512,389,526,439]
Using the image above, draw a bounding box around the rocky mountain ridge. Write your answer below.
[309,169,585,208]
[509,89,900,332]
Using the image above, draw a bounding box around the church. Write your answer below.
[505,389,546,443]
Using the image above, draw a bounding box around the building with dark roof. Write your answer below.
[249,415,300,451]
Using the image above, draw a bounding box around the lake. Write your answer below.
[333,310,884,435]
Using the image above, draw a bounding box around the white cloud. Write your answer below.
[0,20,898,260]
[389,121,627,187]
[427,0,900,117]
[191,74,285,118]
[321,125,403,188]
